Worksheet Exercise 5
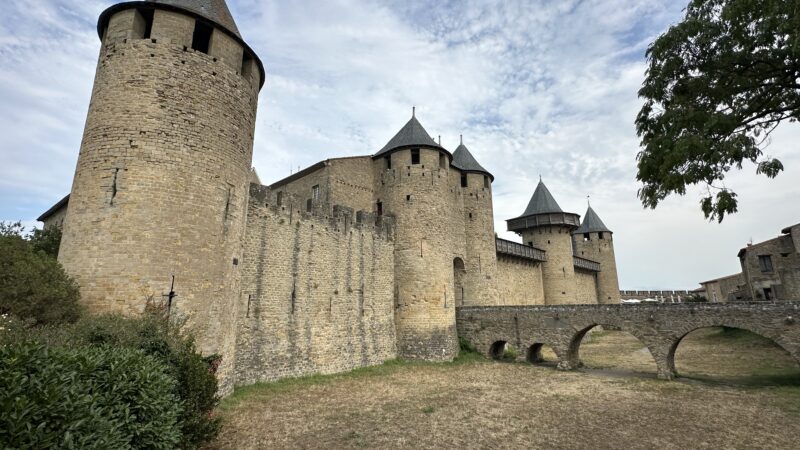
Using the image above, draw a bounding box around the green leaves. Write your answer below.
[636,0,798,221]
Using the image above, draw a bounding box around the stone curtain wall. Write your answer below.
[740,235,800,301]
[495,256,545,305]
[456,302,800,379]
[235,185,397,386]
[58,7,261,394]
[574,269,599,304]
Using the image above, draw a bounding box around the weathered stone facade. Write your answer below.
[738,224,800,301]
[701,273,746,303]
[235,185,396,385]
[456,302,800,379]
[49,1,626,394]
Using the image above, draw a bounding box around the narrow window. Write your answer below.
[191,21,213,53]
[376,201,383,216]
[411,149,420,165]
[406,195,411,202]
[241,52,253,78]
[468,212,473,220]
[484,175,489,188]
[461,173,468,187]
[306,198,312,212]
[758,255,773,272]
[598,232,604,239]
[136,9,154,39]
[763,287,773,300]
[276,191,283,206]
[312,184,320,201]
[528,242,533,247]
[439,153,446,169]
[583,233,590,241]
[385,155,392,169]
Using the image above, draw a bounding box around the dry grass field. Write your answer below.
[210,328,800,449]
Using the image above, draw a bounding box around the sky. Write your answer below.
[0,0,798,290]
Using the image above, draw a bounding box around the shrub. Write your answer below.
[27,308,221,448]
[0,233,81,325]
[459,336,477,354]
[0,342,181,449]
[29,226,62,258]
[502,345,518,361]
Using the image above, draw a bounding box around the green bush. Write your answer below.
[29,226,62,258]
[459,336,477,354]
[0,342,181,449]
[26,308,221,448]
[0,230,81,326]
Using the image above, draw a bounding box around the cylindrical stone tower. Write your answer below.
[573,205,621,304]
[58,0,264,393]
[452,138,499,306]
[373,112,458,361]
[507,180,581,305]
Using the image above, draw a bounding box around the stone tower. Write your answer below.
[452,137,499,306]
[507,180,581,305]
[58,0,264,392]
[573,205,620,304]
[373,112,458,361]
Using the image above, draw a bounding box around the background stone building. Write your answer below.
[41,0,621,393]
[698,223,800,302]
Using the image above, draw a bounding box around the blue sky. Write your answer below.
[1,0,798,290]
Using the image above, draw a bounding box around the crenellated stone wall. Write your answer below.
[235,185,397,386]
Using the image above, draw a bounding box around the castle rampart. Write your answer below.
[235,185,396,385]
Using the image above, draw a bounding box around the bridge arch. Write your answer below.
[567,324,663,374]
[666,322,800,376]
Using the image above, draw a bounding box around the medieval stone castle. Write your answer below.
[43,0,621,394]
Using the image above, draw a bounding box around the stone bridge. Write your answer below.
[456,302,800,379]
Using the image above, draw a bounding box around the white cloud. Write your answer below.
[1,0,797,290]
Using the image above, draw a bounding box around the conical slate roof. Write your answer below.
[374,114,444,157]
[574,205,612,234]
[452,141,493,180]
[151,0,240,36]
[521,180,563,216]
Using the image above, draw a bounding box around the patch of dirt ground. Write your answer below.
[210,328,800,449]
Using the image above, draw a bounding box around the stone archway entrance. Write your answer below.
[453,257,466,306]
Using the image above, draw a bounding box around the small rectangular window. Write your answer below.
[276,191,283,206]
[599,232,604,239]
[583,233,590,241]
[411,149,420,165]
[376,201,383,216]
[191,21,213,54]
[136,9,154,39]
[763,287,773,300]
[484,175,489,188]
[306,199,312,212]
[312,185,320,201]
[758,255,773,272]
[241,52,253,78]
[385,156,392,169]
[439,153,446,169]
[461,173,468,188]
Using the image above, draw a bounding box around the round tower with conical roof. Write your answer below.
[507,180,581,305]
[452,137,500,306]
[373,110,459,361]
[58,0,264,393]
[573,205,620,304]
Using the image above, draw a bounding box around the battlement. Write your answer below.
[249,183,394,240]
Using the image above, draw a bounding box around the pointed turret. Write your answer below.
[507,179,580,232]
[575,205,612,235]
[452,137,493,180]
[373,110,448,158]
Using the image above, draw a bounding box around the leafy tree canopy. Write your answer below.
[636,0,799,221]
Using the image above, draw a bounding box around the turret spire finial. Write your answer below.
[539,174,542,182]
[587,195,591,206]
[438,135,441,145]
[412,106,416,118]
[460,134,463,145]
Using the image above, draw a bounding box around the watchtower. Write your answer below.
[572,205,620,304]
[373,111,458,361]
[452,137,499,306]
[57,0,264,393]
[507,180,581,305]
